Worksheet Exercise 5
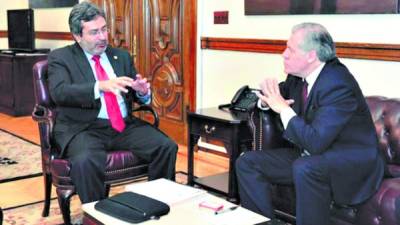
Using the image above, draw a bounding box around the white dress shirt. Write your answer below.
[280,62,325,129]
[84,51,129,119]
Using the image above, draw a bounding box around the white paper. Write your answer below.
[125,178,207,206]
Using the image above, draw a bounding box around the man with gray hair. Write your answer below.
[48,1,177,204]
[236,23,384,225]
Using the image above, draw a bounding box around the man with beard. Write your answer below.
[48,1,178,204]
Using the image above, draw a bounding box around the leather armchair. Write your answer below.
[248,96,400,225]
[32,60,156,225]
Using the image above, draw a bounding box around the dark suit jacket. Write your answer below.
[280,58,384,205]
[48,43,146,157]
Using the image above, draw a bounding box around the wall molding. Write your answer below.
[0,31,7,38]
[0,30,73,40]
[201,37,400,62]
[2,32,399,62]
[36,31,73,40]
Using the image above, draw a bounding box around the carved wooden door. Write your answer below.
[133,0,197,144]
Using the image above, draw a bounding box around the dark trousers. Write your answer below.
[65,118,178,203]
[236,149,332,225]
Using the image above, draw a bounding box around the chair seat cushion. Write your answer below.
[330,178,400,225]
[51,150,147,186]
[356,178,400,225]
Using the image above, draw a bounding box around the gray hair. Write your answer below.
[69,1,106,35]
[292,22,336,62]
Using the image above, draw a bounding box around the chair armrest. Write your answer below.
[387,165,400,178]
[32,104,53,123]
[132,105,159,128]
[32,104,56,157]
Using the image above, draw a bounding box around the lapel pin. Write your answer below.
[113,55,118,60]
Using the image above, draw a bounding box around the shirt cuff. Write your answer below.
[94,81,100,99]
[280,107,296,129]
[136,90,151,104]
[257,99,269,110]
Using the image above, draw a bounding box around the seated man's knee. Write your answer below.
[236,152,255,173]
[164,138,178,152]
[158,137,178,157]
[292,158,318,181]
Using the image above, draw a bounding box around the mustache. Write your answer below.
[96,41,107,46]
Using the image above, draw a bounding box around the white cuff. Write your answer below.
[257,99,269,110]
[94,81,100,99]
[280,107,296,129]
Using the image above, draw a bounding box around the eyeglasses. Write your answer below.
[85,27,109,37]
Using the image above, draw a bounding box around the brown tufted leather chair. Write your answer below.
[32,60,156,225]
[249,96,400,225]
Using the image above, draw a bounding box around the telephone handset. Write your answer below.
[219,85,260,112]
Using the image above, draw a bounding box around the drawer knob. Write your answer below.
[204,124,216,134]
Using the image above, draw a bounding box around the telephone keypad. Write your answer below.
[233,92,258,111]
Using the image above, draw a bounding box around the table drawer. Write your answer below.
[190,118,233,140]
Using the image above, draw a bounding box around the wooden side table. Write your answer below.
[187,107,252,202]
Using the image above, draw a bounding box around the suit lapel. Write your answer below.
[291,78,304,115]
[106,47,121,77]
[305,59,334,110]
[71,43,96,82]
[303,60,333,117]
[105,47,131,102]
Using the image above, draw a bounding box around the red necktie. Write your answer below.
[301,80,308,115]
[92,55,125,132]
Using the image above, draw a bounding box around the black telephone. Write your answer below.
[219,85,260,112]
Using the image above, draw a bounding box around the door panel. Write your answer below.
[90,0,135,55]
[135,0,196,144]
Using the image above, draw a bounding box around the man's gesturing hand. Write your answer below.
[131,74,150,95]
[257,78,294,114]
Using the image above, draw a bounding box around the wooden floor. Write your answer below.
[0,112,228,209]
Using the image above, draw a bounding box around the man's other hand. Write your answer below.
[258,78,294,114]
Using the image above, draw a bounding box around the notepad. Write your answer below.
[125,178,207,206]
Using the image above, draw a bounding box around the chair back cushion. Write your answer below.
[33,60,54,108]
[366,96,400,177]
